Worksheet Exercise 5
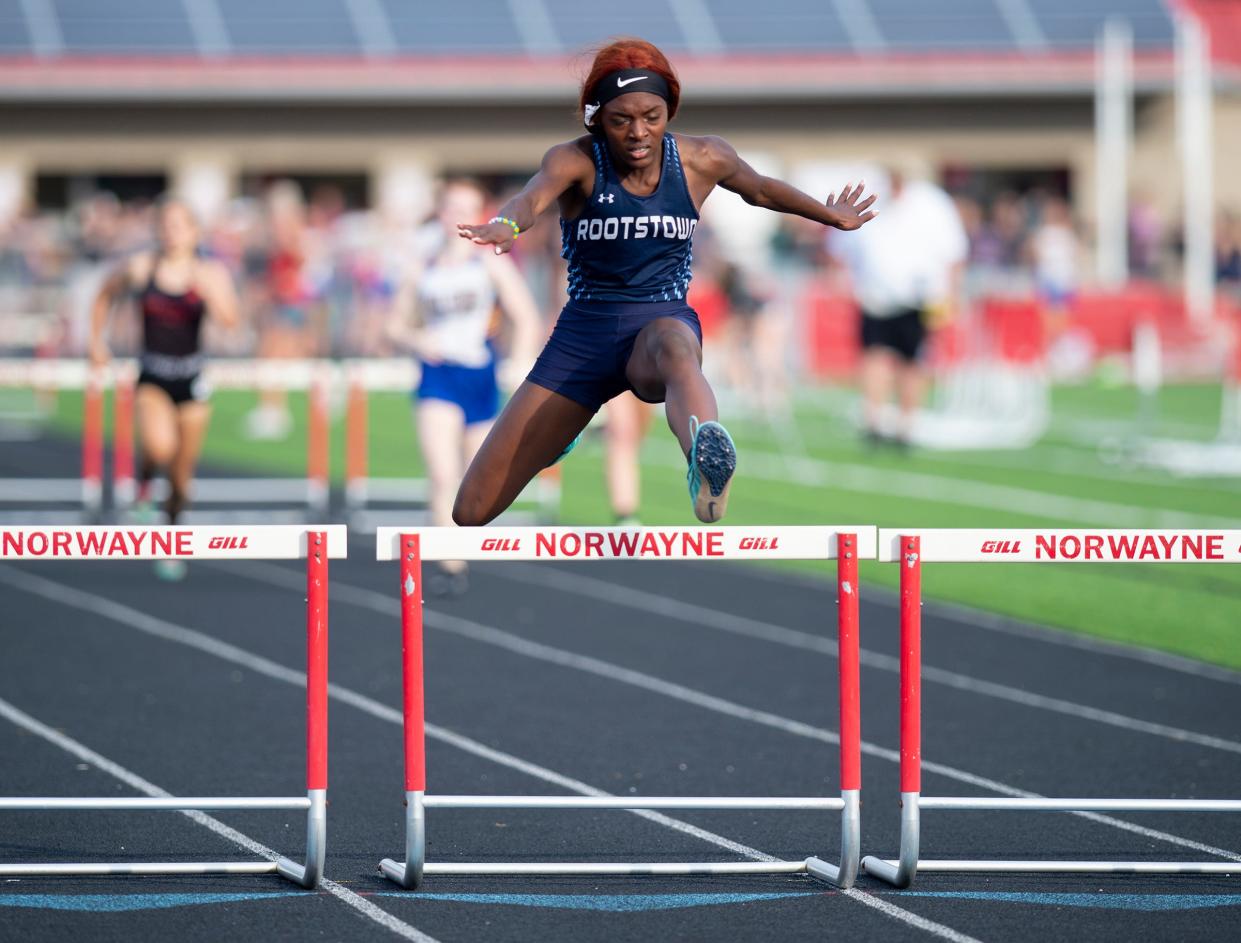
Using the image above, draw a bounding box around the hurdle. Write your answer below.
[861,528,1241,888]
[0,359,105,518]
[343,360,558,530]
[112,359,332,521]
[0,523,346,887]
[375,525,873,889]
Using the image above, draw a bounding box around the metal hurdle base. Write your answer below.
[0,789,327,888]
[380,790,860,890]
[861,792,1241,887]
[276,788,327,888]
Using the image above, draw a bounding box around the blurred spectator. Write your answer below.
[990,191,1029,269]
[4,171,1233,387]
[1028,195,1080,328]
[828,168,968,446]
[1128,190,1166,280]
[1217,210,1241,297]
[243,180,319,440]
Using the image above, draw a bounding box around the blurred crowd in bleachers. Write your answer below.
[2,175,1240,365]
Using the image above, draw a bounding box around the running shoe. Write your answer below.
[686,415,736,524]
[131,499,159,525]
[154,559,187,582]
[545,432,582,468]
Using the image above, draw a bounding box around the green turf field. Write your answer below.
[40,380,1241,671]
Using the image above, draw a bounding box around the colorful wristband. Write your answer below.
[489,216,521,237]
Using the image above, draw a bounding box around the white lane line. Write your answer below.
[493,563,1241,755]
[0,695,439,943]
[221,562,1241,865]
[0,568,979,942]
[690,557,1241,686]
[842,888,983,943]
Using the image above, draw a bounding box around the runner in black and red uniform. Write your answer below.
[90,198,239,578]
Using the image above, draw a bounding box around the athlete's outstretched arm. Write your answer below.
[88,258,139,367]
[691,136,877,231]
[457,142,594,254]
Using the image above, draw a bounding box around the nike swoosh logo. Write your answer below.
[617,76,648,87]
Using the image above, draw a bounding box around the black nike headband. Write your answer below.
[583,69,672,131]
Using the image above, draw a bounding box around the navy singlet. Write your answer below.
[560,134,699,303]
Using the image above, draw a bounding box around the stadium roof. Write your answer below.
[0,0,1230,101]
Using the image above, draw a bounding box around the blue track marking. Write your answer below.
[374,892,822,912]
[893,892,1241,912]
[0,892,307,912]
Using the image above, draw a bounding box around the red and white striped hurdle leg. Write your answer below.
[379,533,427,889]
[861,535,922,887]
[806,530,862,887]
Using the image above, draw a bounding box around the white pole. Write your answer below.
[1095,18,1132,288]
[1177,13,1215,325]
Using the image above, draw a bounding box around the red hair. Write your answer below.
[579,38,681,121]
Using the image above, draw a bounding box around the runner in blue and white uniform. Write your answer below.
[454,38,877,526]
[388,179,539,591]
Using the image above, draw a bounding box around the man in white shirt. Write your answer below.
[830,168,968,446]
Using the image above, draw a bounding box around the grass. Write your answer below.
[33,380,1241,672]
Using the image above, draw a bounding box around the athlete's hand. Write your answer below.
[458,221,516,256]
[826,182,878,231]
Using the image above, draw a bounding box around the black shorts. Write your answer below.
[860,307,927,363]
[137,372,211,405]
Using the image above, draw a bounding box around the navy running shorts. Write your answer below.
[416,357,500,426]
[527,299,703,412]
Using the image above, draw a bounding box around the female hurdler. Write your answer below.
[454,38,876,526]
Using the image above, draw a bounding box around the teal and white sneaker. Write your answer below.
[686,416,736,523]
[545,432,582,468]
[131,499,159,525]
[154,558,187,582]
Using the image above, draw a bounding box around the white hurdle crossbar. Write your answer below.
[0,523,347,887]
[862,528,1241,888]
[374,525,875,889]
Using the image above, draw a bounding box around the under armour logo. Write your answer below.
[598,192,614,204]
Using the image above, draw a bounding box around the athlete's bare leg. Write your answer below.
[136,384,178,496]
[454,381,593,526]
[625,317,716,456]
[859,347,897,436]
[895,361,925,442]
[417,399,468,574]
[462,419,493,470]
[167,401,211,523]
[418,400,466,530]
[605,393,651,521]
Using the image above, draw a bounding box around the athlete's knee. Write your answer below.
[451,487,489,527]
[651,328,701,374]
[144,441,176,467]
